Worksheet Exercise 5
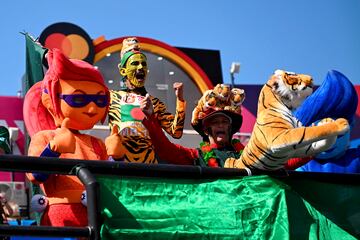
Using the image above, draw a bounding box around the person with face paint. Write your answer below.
[107,37,186,164]
[139,86,245,167]
[24,49,122,227]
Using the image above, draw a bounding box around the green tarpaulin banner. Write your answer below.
[98,175,359,240]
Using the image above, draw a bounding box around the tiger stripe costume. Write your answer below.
[225,70,349,171]
[109,90,186,164]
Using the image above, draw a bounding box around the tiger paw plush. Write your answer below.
[225,69,349,171]
[213,84,231,108]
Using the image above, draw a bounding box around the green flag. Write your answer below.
[98,175,359,240]
[24,33,47,93]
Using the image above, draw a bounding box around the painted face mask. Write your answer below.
[121,53,148,88]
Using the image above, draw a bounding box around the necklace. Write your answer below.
[199,139,244,167]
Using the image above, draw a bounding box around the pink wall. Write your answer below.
[0,96,25,182]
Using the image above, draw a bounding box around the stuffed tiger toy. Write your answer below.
[109,90,185,164]
[213,84,231,102]
[191,90,218,125]
[224,88,245,114]
[225,69,350,171]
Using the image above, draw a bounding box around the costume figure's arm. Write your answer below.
[153,97,186,139]
[26,131,56,183]
[27,121,77,183]
[143,114,196,165]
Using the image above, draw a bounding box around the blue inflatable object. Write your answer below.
[295,70,359,173]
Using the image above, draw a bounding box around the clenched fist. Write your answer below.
[173,82,184,101]
[140,94,154,117]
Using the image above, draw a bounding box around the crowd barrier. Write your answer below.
[0,155,359,239]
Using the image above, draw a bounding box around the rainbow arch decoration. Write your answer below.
[93,36,213,93]
[38,22,214,94]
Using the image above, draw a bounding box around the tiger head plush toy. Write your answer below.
[225,69,350,172]
[213,84,231,107]
[224,88,245,114]
[191,90,218,125]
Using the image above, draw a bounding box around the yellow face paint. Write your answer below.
[121,53,148,88]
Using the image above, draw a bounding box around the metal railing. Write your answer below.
[0,154,250,239]
[0,154,359,239]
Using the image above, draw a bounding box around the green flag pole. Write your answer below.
[23,32,48,224]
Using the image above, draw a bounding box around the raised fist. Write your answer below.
[173,82,184,101]
[140,94,154,117]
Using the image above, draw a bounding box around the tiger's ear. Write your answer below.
[274,69,284,77]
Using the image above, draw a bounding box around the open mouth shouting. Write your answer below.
[214,130,227,140]
[135,70,146,82]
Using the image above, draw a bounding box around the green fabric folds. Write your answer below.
[98,175,359,240]
[25,33,47,93]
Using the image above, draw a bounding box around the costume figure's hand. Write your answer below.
[173,82,184,101]
[140,93,154,117]
[105,125,125,159]
[49,118,76,153]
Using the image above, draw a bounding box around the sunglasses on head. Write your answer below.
[59,94,108,108]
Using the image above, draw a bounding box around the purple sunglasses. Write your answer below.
[43,89,108,108]
[58,94,108,108]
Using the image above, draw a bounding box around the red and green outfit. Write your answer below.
[142,114,244,167]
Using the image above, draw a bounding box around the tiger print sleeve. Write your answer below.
[108,90,122,131]
[152,97,186,139]
[143,114,196,165]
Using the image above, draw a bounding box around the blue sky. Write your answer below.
[1,0,359,96]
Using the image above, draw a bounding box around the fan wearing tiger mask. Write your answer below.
[224,70,350,173]
[107,37,186,164]
[24,48,123,227]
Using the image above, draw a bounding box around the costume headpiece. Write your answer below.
[191,84,245,137]
[23,48,109,136]
[42,48,108,115]
[118,37,145,68]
